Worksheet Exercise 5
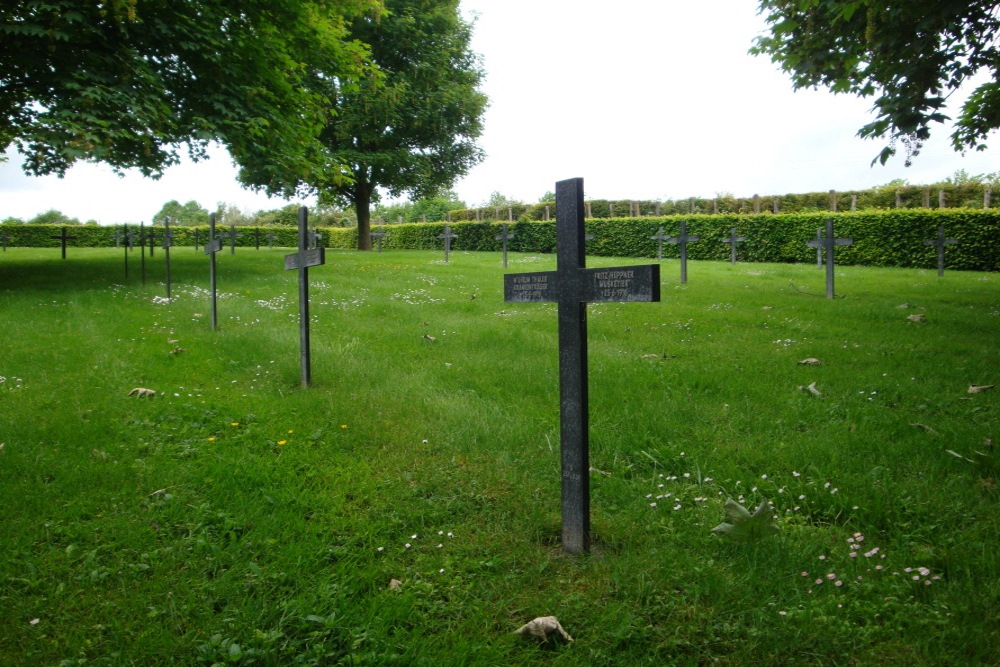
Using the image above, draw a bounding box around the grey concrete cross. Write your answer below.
[284,207,326,388]
[162,217,175,299]
[438,225,458,263]
[503,177,661,555]
[222,225,242,255]
[0,232,10,252]
[308,227,323,250]
[722,228,747,264]
[266,229,278,249]
[806,218,853,299]
[650,226,669,260]
[923,225,958,277]
[665,221,701,284]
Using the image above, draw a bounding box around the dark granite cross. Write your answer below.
[923,225,958,277]
[285,207,326,388]
[139,221,147,285]
[51,226,77,259]
[147,226,155,257]
[438,225,457,263]
[371,226,389,253]
[806,218,853,299]
[122,224,130,280]
[722,228,747,264]
[495,223,515,268]
[194,228,201,251]
[126,226,138,252]
[162,217,175,299]
[254,228,261,250]
[204,213,224,330]
[0,232,10,252]
[222,225,242,255]
[266,229,278,249]
[665,221,701,284]
[503,177,661,555]
[650,226,669,260]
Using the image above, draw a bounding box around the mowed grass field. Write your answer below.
[1,246,997,665]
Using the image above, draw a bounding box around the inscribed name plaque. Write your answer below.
[505,265,659,303]
[284,247,325,270]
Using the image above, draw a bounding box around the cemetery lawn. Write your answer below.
[1,248,997,665]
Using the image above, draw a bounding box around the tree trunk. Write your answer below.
[353,177,373,250]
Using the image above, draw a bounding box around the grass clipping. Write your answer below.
[711,499,780,543]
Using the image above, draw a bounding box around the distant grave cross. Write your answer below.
[122,224,130,280]
[254,228,261,250]
[204,213,224,330]
[126,226,138,252]
[266,229,278,249]
[194,228,201,251]
[722,228,747,264]
[503,177,661,555]
[0,232,10,252]
[147,226,155,256]
[308,227,323,250]
[371,226,389,253]
[113,228,123,249]
[806,218,853,299]
[650,226,669,260]
[665,221,701,284]
[923,225,958,277]
[438,225,457,263]
[222,225,242,254]
[812,228,823,268]
[139,221,148,285]
[495,223,515,268]
[284,207,326,388]
[162,217,175,299]
[51,226,77,259]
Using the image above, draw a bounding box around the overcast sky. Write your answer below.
[2,0,997,225]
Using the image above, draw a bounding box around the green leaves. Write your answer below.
[711,499,780,543]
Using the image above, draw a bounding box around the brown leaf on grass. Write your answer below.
[797,382,822,397]
[968,385,995,394]
[423,334,436,342]
[798,358,823,366]
[515,616,573,643]
[128,388,156,398]
[388,579,402,591]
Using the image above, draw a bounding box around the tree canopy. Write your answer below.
[241,0,487,249]
[751,0,1000,165]
[1,0,379,179]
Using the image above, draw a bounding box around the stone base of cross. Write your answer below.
[504,177,660,555]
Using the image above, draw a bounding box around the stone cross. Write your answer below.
[0,232,10,252]
[162,217,175,299]
[806,218,853,299]
[495,223,515,268]
[113,228,123,249]
[284,206,326,388]
[371,226,389,253]
[650,226,669,260]
[438,225,457,263]
[126,226,137,252]
[51,226,77,259]
[266,229,278,249]
[122,224,130,280]
[665,221,701,284]
[139,221,147,285]
[503,177,661,555]
[722,228,747,264]
[148,226,155,256]
[254,228,261,250]
[194,228,201,251]
[222,225,242,255]
[923,225,958,277]
[204,213,224,330]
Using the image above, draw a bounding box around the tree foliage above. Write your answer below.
[0,0,378,179]
[751,0,1000,165]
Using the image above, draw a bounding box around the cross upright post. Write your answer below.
[806,218,853,299]
[722,228,747,264]
[495,223,515,268]
[224,225,242,255]
[123,224,130,280]
[504,177,660,555]
[113,228,123,249]
[285,207,326,388]
[51,226,77,259]
[438,225,457,263]
[140,221,147,285]
[255,228,261,250]
[204,213,224,330]
[148,226,155,257]
[650,226,668,260]
[194,228,201,251]
[665,221,701,284]
[162,217,174,299]
[0,232,10,252]
[923,225,958,277]
[813,228,823,268]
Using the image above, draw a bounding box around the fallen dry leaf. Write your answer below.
[968,385,995,394]
[798,358,823,366]
[423,335,436,342]
[388,579,402,591]
[907,314,927,323]
[797,382,822,397]
[515,616,573,643]
[128,388,156,398]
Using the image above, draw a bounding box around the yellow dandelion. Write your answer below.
[277,440,287,446]
[288,429,294,434]
[341,424,348,429]
[207,436,216,442]
[231,422,239,427]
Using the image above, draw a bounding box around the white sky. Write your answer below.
[1,0,997,225]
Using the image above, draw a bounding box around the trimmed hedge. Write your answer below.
[3,210,997,270]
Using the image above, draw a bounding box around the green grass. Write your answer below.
[1,247,997,665]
